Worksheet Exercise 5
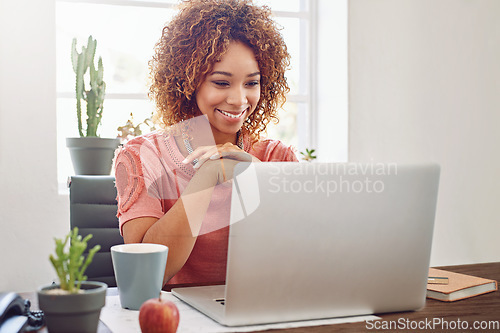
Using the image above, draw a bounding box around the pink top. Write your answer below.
[114,130,297,287]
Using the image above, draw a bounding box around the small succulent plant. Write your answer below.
[49,227,100,294]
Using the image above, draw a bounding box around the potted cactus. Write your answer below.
[37,227,107,333]
[66,35,120,175]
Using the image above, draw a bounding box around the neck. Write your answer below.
[210,126,238,146]
[213,133,237,145]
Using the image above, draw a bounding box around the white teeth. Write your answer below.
[217,109,245,119]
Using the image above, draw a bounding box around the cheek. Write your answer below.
[249,88,261,106]
[196,87,221,109]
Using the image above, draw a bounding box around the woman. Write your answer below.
[114,0,297,288]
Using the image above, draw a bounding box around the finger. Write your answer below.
[209,152,221,160]
[217,150,253,162]
[182,146,217,164]
[189,144,239,166]
[193,149,222,169]
[184,143,245,166]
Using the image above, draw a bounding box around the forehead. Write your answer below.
[211,41,259,73]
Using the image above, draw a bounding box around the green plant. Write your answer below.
[49,227,101,294]
[71,35,106,137]
[300,148,317,162]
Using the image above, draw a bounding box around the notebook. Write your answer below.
[172,162,440,326]
[427,268,498,301]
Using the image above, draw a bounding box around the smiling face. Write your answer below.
[195,41,261,144]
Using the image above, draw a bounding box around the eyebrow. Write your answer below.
[210,71,261,78]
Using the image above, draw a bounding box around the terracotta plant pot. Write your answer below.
[37,281,107,333]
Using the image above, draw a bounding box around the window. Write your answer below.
[56,0,345,187]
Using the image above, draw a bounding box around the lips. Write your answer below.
[216,108,247,119]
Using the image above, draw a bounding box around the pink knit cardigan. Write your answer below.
[114,130,297,286]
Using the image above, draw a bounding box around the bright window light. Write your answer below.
[56,0,315,187]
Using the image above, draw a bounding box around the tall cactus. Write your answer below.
[71,36,106,137]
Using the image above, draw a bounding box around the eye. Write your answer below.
[246,80,260,87]
[212,81,229,87]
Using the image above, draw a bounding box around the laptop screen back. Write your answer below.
[223,162,440,325]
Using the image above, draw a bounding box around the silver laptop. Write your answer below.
[172,162,440,326]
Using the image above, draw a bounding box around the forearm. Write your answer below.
[122,158,243,285]
[141,164,217,283]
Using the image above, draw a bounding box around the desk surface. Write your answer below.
[22,262,499,333]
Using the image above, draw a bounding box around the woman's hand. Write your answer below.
[182,142,253,168]
[182,142,259,184]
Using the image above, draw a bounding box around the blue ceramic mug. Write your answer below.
[111,243,168,310]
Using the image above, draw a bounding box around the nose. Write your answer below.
[226,87,248,106]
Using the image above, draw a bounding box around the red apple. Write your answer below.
[139,295,180,333]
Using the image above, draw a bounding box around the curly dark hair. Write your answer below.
[149,0,290,141]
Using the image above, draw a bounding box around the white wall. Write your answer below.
[316,0,348,162]
[0,0,69,292]
[348,0,500,266]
